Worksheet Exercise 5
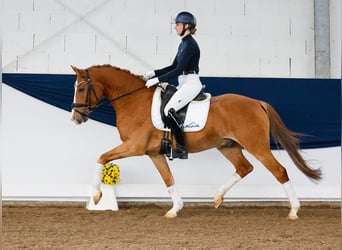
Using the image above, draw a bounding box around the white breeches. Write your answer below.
[164,74,202,116]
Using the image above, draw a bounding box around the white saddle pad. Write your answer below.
[151,86,211,132]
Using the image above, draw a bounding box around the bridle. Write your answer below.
[72,69,145,118]
[71,69,101,118]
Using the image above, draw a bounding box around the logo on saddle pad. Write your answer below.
[151,83,211,132]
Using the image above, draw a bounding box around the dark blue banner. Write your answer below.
[2,73,341,149]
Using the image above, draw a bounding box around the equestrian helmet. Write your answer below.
[174,11,196,28]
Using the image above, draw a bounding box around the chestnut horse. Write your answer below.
[71,65,321,219]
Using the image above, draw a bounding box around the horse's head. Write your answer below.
[71,66,103,125]
[71,64,148,125]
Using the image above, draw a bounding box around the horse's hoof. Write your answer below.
[287,214,298,220]
[164,206,181,218]
[287,207,299,220]
[165,211,177,218]
[214,194,224,209]
[93,191,102,205]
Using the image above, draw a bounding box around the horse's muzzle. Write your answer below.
[71,109,89,124]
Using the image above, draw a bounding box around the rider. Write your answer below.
[144,11,203,159]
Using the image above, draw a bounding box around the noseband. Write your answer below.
[72,69,145,118]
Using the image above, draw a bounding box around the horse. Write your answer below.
[70,64,321,219]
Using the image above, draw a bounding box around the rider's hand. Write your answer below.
[145,77,159,88]
[143,70,155,81]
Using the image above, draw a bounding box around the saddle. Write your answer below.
[159,83,207,127]
[151,83,211,132]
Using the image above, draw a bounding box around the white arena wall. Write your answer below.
[1,0,341,202]
[1,0,341,77]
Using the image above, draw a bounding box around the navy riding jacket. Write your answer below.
[154,34,200,83]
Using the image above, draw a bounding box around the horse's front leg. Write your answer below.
[149,154,183,218]
[91,142,145,205]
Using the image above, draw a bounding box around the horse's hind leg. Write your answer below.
[253,150,300,220]
[214,144,254,208]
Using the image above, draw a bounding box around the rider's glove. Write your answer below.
[143,70,155,81]
[145,77,160,88]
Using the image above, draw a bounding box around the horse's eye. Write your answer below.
[78,88,85,92]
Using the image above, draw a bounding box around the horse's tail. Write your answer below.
[260,102,322,182]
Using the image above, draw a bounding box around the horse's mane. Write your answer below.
[89,64,142,79]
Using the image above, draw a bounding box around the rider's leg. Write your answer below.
[163,75,202,159]
[167,108,188,159]
[163,74,202,116]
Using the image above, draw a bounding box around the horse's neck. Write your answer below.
[105,72,153,137]
[100,69,152,119]
[102,70,145,100]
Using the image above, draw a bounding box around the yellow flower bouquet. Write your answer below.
[101,162,120,185]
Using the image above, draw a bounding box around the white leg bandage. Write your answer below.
[282,181,300,208]
[91,163,104,192]
[167,185,183,212]
[217,173,242,196]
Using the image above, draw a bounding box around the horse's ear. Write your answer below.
[71,65,79,74]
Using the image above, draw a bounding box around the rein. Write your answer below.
[108,86,145,103]
[72,69,145,117]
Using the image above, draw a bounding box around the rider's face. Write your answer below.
[175,23,185,36]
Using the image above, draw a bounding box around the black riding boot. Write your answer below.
[167,108,188,159]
